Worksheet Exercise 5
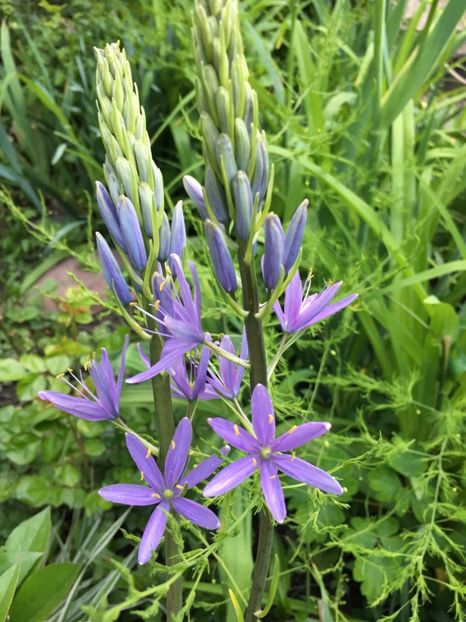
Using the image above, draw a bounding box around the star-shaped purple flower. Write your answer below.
[99,418,222,564]
[203,384,342,523]
[273,271,357,333]
[127,254,206,384]
[205,334,248,400]
[38,336,129,421]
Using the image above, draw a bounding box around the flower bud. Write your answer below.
[170,201,186,259]
[262,214,284,290]
[152,162,164,211]
[216,87,231,134]
[216,133,237,186]
[96,232,132,305]
[205,220,237,292]
[183,175,208,220]
[234,118,250,171]
[201,113,220,172]
[205,167,228,224]
[138,182,156,236]
[115,156,137,206]
[232,171,253,240]
[96,181,125,250]
[104,160,121,207]
[117,196,147,271]
[252,135,268,204]
[158,212,171,261]
[283,199,308,272]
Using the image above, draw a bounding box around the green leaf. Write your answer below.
[45,355,71,375]
[9,563,80,622]
[19,355,46,374]
[16,375,47,402]
[424,296,459,342]
[6,507,51,556]
[84,438,106,456]
[367,467,402,503]
[4,434,41,466]
[0,563,20,622]
[0,359,27,382]
[0,552,42,586]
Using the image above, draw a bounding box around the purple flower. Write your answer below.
[283,200,307,272]
[206,334,248,399]
[127,255,206,384]
[273,272,358,333]
[203,384,342,523]
[99,418,221,564]
[136,344,215,401]
[38,337,129,421]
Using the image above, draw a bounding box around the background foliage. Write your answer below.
[0,0,465,620]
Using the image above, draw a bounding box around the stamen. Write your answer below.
[145,447,151,459]
[233,424,240,436]
[175,484,184,490]
[270,474,276,480]
[171,440,176,450]
[288,425,297,434]
[140,471,145,480]
[151,492,161,499]
[252,457,257,466]
[291,452,296,462]
[160,281,166,291]
[268,413,273,424]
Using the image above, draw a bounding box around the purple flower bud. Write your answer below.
[117,196,148,271]
[205,167,228,224]
[169,201,186,261]
[96,232,132,305]
[158,212,171,261]
[262,214,284,290]
[205,220,237,293]
[183,175,208,220]
[232,171,253,240]
[284,200,308,272]
[96,182,125,250]
[216,133,237,186]
[252,136,268,204]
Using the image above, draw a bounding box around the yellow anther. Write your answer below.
[56,373,65,379]
[154,300,161,312]
[252,458,257,466]
[151,492,161,499]
[67,368,73,373]
[291,452,296,462]
[145,447,151,459]
[140,471,145,481]
[233,424,240,436]
[270,474,276,480]
[268,414,274,424]
[160,281,166,291]
[171,440,176,450]
[288,425,297,434]
[176,484,184,490]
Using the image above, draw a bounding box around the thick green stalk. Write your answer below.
[149,334,183,620]
[238,246,274,621]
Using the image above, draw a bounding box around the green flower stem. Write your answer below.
[149,333,183,620]
[238,245,274,622]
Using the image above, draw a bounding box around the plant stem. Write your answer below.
[238,246,274,622]
[149,333,183,620]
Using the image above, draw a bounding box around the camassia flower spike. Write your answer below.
[203,384,342,523]
[99,418,222,564]
[273,271,358,334]
[38,337,129,421]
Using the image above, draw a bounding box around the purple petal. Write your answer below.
[259,460,286,523]
[181,454,224,489]
[272,422,331,452]
[273,454,343,495]
[125,434,165,491]
[164,417,192,487]
[38,390,111,421]
[137,343,151,368]
[283,271,303,326]
[207,417,258,452]
[296,293,358,329]
[172,497,220,529]
[203,455,258,497]
[116,336,130,393]
[98,484,159,506]
[138,502,169,564]
[251,384,275,446]
[127,340,193,383]
[192,345,211,398]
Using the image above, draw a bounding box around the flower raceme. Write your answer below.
[99,418,223,564]
[204,384,342,523]
[273,271,358,333]
[38,337,129,421]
